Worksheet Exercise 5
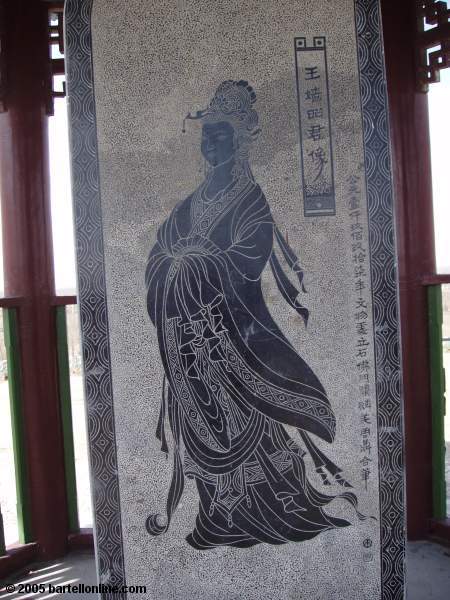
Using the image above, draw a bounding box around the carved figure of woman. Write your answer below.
[145,80,364,549]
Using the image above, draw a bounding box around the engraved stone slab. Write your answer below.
[65,1,405,598]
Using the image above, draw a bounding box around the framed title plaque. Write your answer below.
[65,0,405,598]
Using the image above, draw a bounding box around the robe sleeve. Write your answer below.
[226,185,274,280]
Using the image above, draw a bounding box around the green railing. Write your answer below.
[56,305,79,533]
[428,285,448,521]
[0,308,32,555]
[0,512,5,556]
[0,301,82,557]
[0,288,447,554]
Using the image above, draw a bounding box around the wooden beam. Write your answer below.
[381,0,436,539]
[423,275,450,285]
[0,0,69,560]
[0,543,38,581]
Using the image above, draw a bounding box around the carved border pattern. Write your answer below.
[64,1,127,598]
[65,0,405,598]
[355,1,405,598]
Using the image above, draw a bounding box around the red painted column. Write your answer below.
[0,0,69,557]
[381,0,436,539]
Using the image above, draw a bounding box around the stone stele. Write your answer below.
[65,1,405,598]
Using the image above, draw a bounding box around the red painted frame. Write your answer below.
[0,544,38,581]
[381,0,435,540]
[0,0,447,582]
[381,0,450,543]
[0,0,69,570]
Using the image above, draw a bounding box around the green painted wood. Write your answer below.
[56,306,79,533]
[3,308,33,543]
[428,285,447,520]
[0,507,6,555]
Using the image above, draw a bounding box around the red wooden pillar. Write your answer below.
[0,0,69,558]
[381,0,436,539]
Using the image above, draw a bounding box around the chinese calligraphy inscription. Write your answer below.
[294,37,335,217]
[347,171,374,491]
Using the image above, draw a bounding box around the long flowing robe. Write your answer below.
[145,173,363,549]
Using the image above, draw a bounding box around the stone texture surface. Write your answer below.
[82,0,390,597]
[1,543,448,599]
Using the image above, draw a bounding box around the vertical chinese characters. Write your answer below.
[294,37,335,217]
[348,174,373,490]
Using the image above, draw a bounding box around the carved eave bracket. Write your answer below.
[46,2,66,115]
[417,0,450,92]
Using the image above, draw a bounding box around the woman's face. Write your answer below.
[201,121,236,167]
